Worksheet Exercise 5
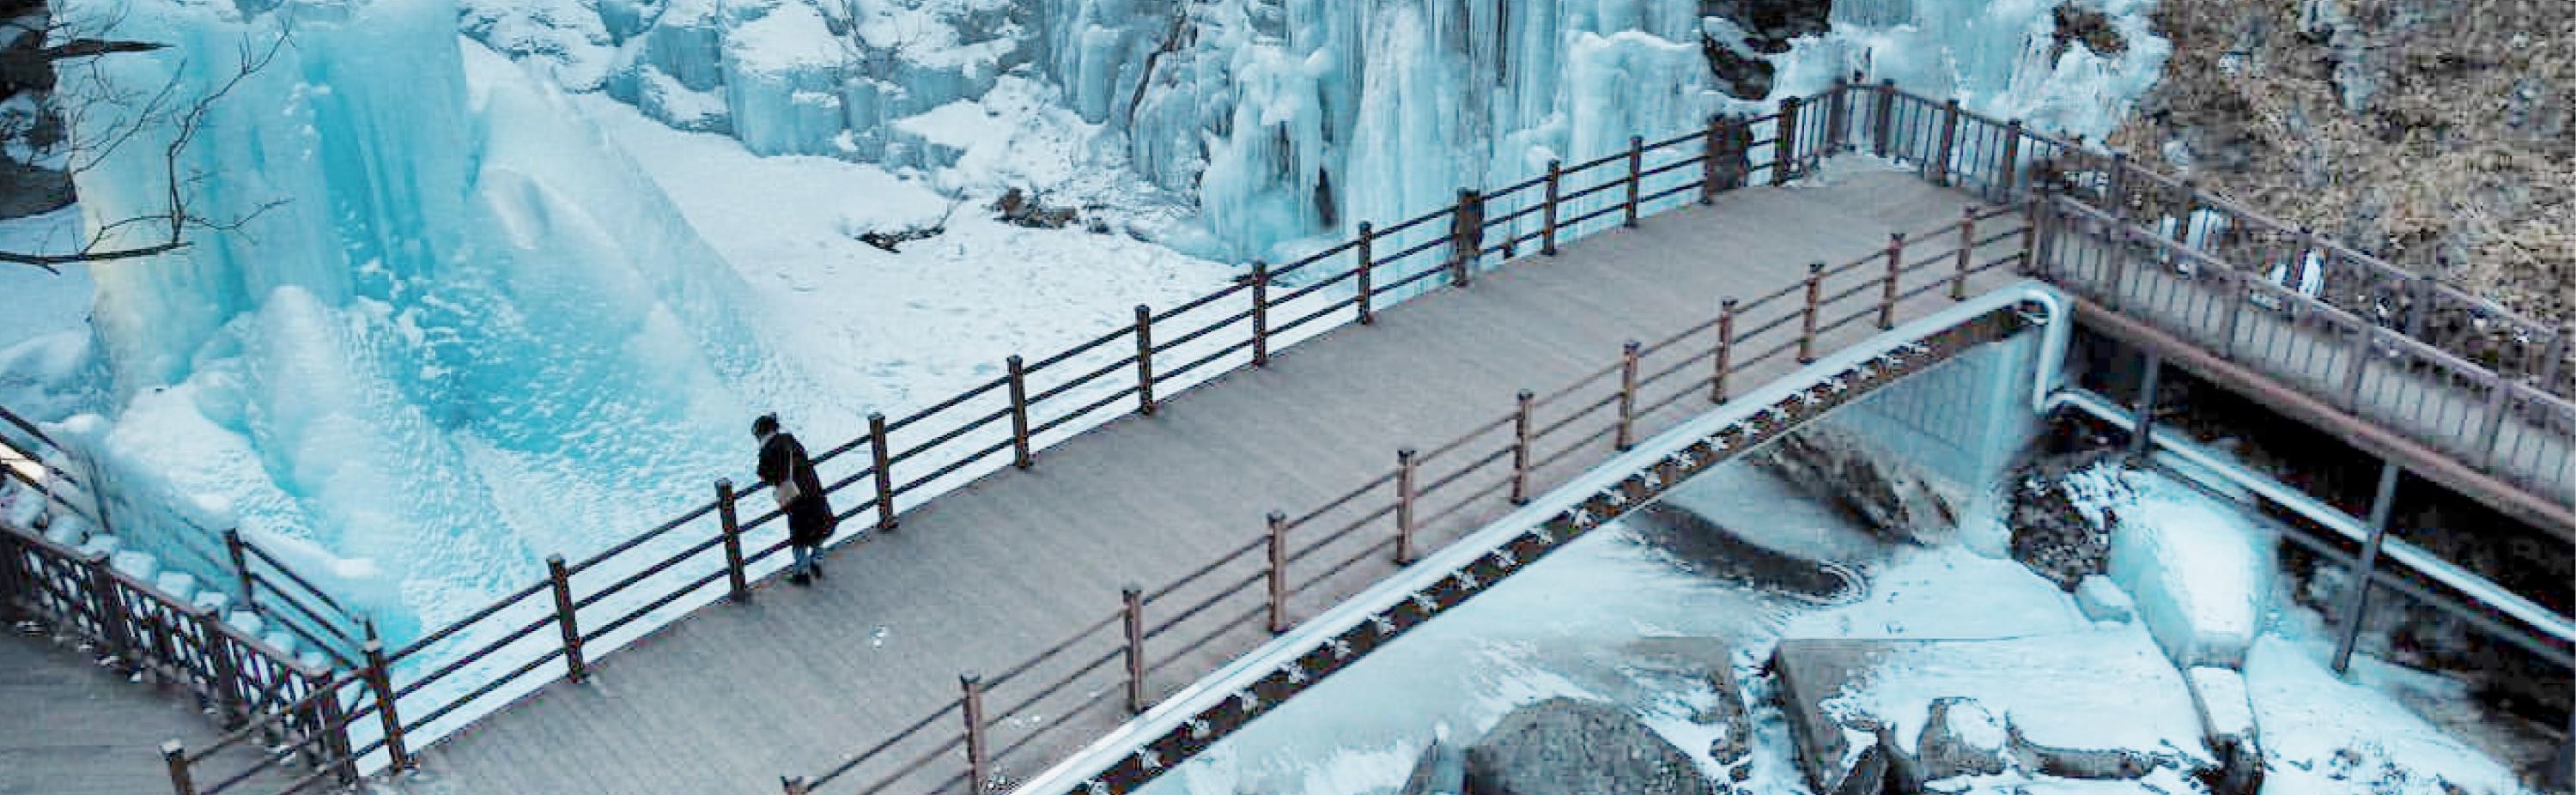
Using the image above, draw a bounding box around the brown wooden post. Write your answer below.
[199,607,245,725]
[362,640,410,772]
[1797,262,1825,364]
[1451,190,1485,288]
[1251,260,1272,367]
[222,529,255,610]
[1952,205,1978,300]
[2172,179,2200,248]
[2219,268,2246,361]
[1121,586,1146,713]
[868,412,897,531]
[1872,79,1897,158]
[546,555,586,684]
[1133,305,1157,416]
[2540,327,2573,391]
[83,553,131,668]
[1711,299,1738,404]
[1540,161,1563,255]
[2020,189,2046,276]
[1510,391,1534,505]
[1825,77,1851,154]
[1998,120,2025,199]
[1394,448,1419,566]
[2103,223,2131,312]
[2476,378,2519,468]
[961,673,991,795]
[1878,232,1906,330]
[2106,151,2131,220]
[2342,326,2375,410]
[1355,222,1377,324]
[782,775,811,794]
[1265,513,1289,634]
[717,479,750,603]
[1700,116,1726,204]
[1006,355,1033,470]
[1623,135,1644,228]
[1774,97,1803,185]
[163,740,195,795]
[1932,99,1960,185]
[1615,341,1642,451]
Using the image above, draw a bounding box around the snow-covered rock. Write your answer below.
[2102,474,2266,669]
[2072,575,2134,624]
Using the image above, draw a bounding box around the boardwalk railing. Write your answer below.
[782,205,2033,795]
[153,76,2576,795]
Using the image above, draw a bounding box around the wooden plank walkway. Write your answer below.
[392,170,2013,795]
[0,631,292,795]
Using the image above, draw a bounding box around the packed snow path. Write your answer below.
[390,170,2017,795]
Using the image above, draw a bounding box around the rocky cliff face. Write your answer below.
[2109,0,2574,321]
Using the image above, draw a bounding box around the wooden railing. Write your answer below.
[781,203,2033,795]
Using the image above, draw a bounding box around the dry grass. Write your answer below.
[2111,0,2576,323]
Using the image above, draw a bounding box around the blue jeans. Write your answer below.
[791,543,816,575]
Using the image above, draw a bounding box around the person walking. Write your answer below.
[755,413,837,586]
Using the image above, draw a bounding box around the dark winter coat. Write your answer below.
[758,432,836,547]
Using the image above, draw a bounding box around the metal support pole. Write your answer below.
[1623,135,1644,228]
[1932,99,1960,185]
[1006,355,1033,470]
[1798,262,1825,364]
[961,673,991,795]
[2129,351,2162,459]
[1510,391,1534,505]
[1451,190,1484,288]
[1121,586,1146,713]
[1774,98,1802,185]
[1711,299,1737,404]
[1540,161,1563,255]
[547,555,586,683]
[1266,512,1289,634]
[163,740,196,795]
[2333,461,2404,674]
[1394,448,1419,566]
[717,479,749,603]
[1615,341,1642,451]
[1355,222,1377,324]
[1250,259,1271,367]
[869,412,897,531]
[1134,305,1157,416]
[363,640,410,772]
[1952,205,1978,301]
[1878,232,1905,330]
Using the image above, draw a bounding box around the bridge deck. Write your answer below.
[404,169,2014,795]
[0,632,292,795]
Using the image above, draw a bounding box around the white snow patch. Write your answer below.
[2244,635,2526,795]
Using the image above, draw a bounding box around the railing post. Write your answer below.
[1355,222,1377,324]
[2541,326,2573,391]
[1872,78,1897,158]
[2172,179,2201,249]
[1700,116,1725,203]
[1540,161,1563,255]
[2020,191,2047,276]
[1134,305,1158,416]
[1394,447,1419,566]
[2333,461,2403,674]
[1251,260,1272,367]
[1510,391,1534,505]
[199,609,246,725]
[163,740,195,795]
[2476,378,2518,468]
[961,672,991,795]
[1998,120,2025,199]
[82,553,131,669]
[1615,341,1642,451]
[868,412,897,531]
[1711,298,1738,404]
[1623,135,1644,228]
[546,555,586,684]
[1797,262,1825,364]
[1006,355,1033,470]
[1451,189,1485,288]
[1121,586,1146,713]
[362,640,410,772]
[1774,97,1803,185]
[782,775,811,795]
[2220,268,2246,361]
[1878,232,1905,330]
[2103,223,2131,312]
[1825,77,1850,154]
[1932,99,1960,185]
[717,479,750,603]
[222,529,254,609]
[1952,205,1978,300]
[1265,513,1289,634]
[2342,327,2375,411]
[2106,151,2131,220]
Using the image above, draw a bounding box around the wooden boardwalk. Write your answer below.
[386,170,2013,795]
[0,632,292,795]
